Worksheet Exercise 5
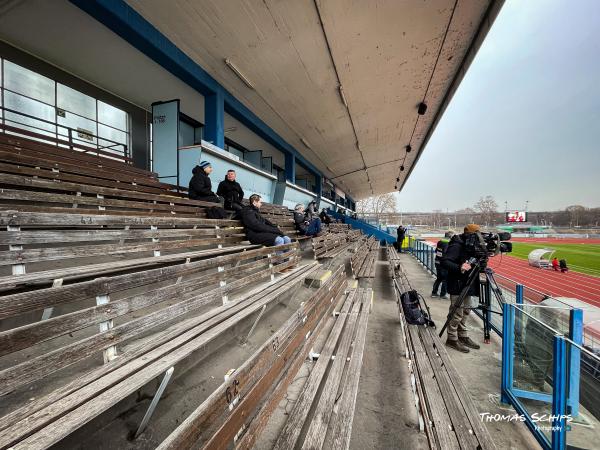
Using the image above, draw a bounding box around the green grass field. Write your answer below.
[509,242,600,277]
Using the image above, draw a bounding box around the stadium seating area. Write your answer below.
[0,131,372,448]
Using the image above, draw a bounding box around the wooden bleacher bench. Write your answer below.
[388,250,497,450]
[311,231,351,259]
[272,286,372,450]
[0,244,305,449]
[155,265,348,449]
[0,132,363,448]
[351,235,379,279]
[327,223,351,233]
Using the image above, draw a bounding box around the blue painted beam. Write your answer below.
[284,153,295,183]
[204,90,224,148]
[70,0,324,180]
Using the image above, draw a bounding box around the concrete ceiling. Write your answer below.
[126,0,501,199]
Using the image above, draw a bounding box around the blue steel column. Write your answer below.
[568,308,583,416]
[285,153,296,183]
[314,173,322,198]
[204,90,224,148]
[551,335,568,450]
[501,302,515,404]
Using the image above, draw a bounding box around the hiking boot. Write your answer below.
[440,294,449,300]
[446,339,469,353]
[459,336,481,350]
[431,293,438,298]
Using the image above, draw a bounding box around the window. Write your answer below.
[0,58,130,159]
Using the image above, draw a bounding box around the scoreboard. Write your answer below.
[506,211,527,223]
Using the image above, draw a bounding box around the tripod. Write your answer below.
[438,258,507,343]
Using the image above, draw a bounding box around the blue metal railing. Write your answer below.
[328,211,396,243]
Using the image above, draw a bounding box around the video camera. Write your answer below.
[464,231,512,263]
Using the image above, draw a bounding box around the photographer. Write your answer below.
[441,224,482,353]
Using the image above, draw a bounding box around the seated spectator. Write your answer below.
[188,161,221,204]
[217,169,244,213]
[240,194,291,247]
[559,259,568,273]
[319,208,332,225]
[306,201,317,219]
[293,203,323,237]
[551,257,559,271]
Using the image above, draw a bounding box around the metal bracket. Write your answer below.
[41,278,63,320]
[151,225,160,256]
[8,225,26,275]
[97,294,117,363]
[134,366,175,439]
[242,304,267,345]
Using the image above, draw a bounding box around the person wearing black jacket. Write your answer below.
[440,224,482,353]
[217,169,244,212]
[319,208,332,225]
[293,203,323,237]
[432,231,454,299]
[396,225,406,252]
[188,161,221,203]
[240,194,291,247]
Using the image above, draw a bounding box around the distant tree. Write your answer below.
[566,205,586,227]
[474,195,498,226]
[356,193,398,223]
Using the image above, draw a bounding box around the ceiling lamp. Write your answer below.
[417,102,427,115]
[224,58,255,89]
[400,165,405,171]
[405,145,412,153]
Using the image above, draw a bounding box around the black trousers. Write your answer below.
[432,263,448,296]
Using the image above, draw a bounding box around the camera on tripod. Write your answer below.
[464,231,512,263]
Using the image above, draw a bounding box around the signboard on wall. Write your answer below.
[151,99,180,185]
[506,211,527,222]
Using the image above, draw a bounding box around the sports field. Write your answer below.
[509,241,600,277]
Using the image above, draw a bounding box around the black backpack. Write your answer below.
[400,290,435,327]
[206,206,228,220]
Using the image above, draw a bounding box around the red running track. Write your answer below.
[488,255,600,307]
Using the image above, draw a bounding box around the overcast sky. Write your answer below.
[396,0,600,213]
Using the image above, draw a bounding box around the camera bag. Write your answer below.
[400,290,435,327]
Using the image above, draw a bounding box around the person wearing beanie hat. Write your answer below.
[440,223,483,353]
[188,160,221,204]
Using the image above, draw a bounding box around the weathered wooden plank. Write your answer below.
[0,236,244,266]
[0,244,280,318]
[0,253,291,356]
[0,159,169,196]
[193,271,348,450]
[233,280,344,450]
[0,228,238,245]
[157,267,346,450]
[409,326,460,450]
[419,329,482,450]
[425,331,498,450]
[0,259,296,396]
[0,210,239,228]
[0,188,204,214]
[301,294,362,449]
[0,244,256,292]
[272,289,357,450]
[327,288,371,450]
[1,263,316,449]
[0,172,211,208]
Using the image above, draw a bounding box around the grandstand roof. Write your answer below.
[125,0,503,198]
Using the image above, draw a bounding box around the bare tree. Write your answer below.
[356,193,398,223]
[566,205,586,227]
[474,195,498,226]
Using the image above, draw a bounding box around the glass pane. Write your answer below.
[4,91,56,133]
[98,100,127,130]
[4,60,55,105]
[57,112,97,145]
[98,123,127,145]
[57,84,96,120]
